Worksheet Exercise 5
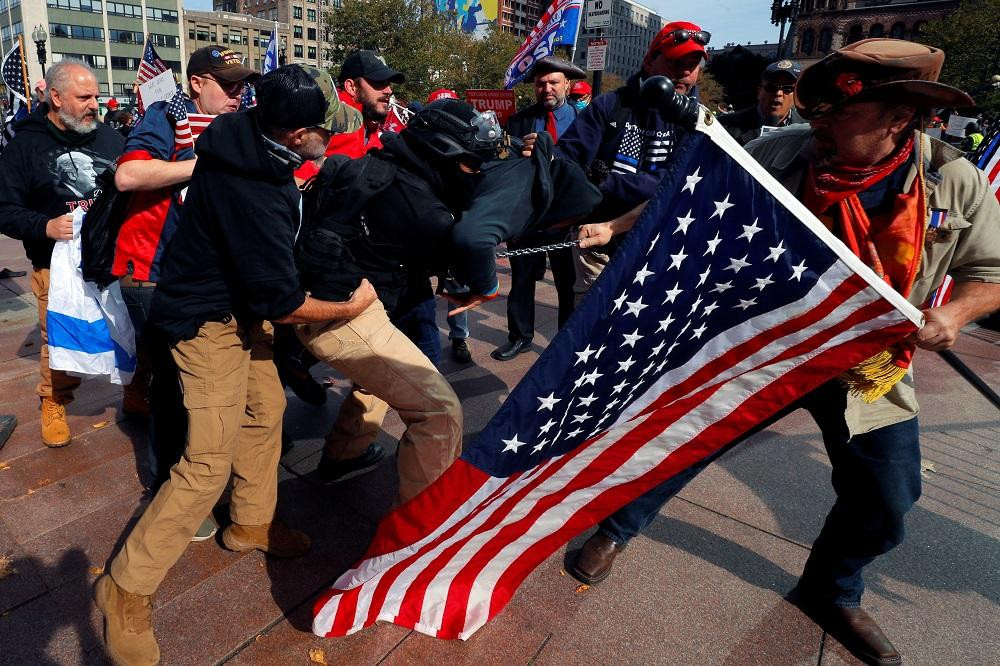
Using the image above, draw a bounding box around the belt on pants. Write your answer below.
[119,276,157,288]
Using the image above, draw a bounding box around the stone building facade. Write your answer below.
[790,0,960,65]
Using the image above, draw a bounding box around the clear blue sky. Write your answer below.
[183,0,780,46]
[645,0,779,47]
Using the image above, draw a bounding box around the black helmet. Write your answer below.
[405,99,503,165]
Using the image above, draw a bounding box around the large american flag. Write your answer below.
[165,90,215,151]
[503,0,582,89]
[1,37,30,149]
[135,38,169,115]
[312,116,923,640]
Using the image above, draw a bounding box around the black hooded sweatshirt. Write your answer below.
[0,105,124,268]
[150,109,306,343]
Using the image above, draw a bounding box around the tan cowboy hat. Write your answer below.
[795,38,974,119]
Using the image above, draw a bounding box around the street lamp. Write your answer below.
[31,25,47,76]
[279,37,287,66]
[770,0,799,59]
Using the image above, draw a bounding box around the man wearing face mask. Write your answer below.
[492,56,587,361]
[718,59,804,146]
[94,65,376,666]
[0,59,124,448]
[569,80,592,110]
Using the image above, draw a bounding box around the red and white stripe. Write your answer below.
[174,113,215,150]
[312,262,916,640]
[981,140,1000,202]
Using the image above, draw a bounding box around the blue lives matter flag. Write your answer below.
[312,114,923,641]
[1,37,30,149]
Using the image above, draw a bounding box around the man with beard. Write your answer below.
[328,49,404,159]
[95,65,376,666]
[718,59,804,145]
[492,56,586,361]
[0,59,124,447]
[573,39,1000,665]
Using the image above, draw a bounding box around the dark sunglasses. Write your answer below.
[201,74,247,96]
[762,83,795,94]
[667,29,711,46]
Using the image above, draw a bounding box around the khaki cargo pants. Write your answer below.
[111,319,285,595]
[297,300,462,503]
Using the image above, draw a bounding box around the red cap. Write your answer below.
[570,81,592,96]
[106,97,119,110]
[644,21,707,72]
[427,88,459,103]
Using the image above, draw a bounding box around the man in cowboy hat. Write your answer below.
[570,38,1000,665]
[492,56,588,361]
[719,59,805,145]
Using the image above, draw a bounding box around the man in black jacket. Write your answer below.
[299,100,602,502]
[0,59,124,448]
[94,65,376,666]
[493,56,588,361]
[718,59,804,146]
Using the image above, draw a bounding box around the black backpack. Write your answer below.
[80,165,132,289]
[295,153,398,298]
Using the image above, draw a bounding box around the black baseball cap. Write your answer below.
[187,46,257,82]
[338,50,405,85]
[762,59,802,82]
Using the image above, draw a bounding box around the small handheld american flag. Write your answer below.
[1,36,30,149]
[135,37,169,115]
[164,90,215,152]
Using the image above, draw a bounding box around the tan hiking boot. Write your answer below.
[222,520,311,558]
[40,397,71,448]
[94,574,160,666]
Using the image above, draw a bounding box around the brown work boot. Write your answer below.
[94,574,160,666]
[40,397,71,448]
[222,520,311,558]
[569,531,625,584]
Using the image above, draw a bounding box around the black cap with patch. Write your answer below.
[187,46,257,82]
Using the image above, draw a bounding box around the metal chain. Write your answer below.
[495,238,582,258]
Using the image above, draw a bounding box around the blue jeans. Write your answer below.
[598,382,921,607]
[392,296,441,366]
[120,284,188,488]
[441,278,469,340]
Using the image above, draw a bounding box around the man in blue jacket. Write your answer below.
[555,20,709,298]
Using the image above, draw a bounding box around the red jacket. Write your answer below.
[295,89,384,180]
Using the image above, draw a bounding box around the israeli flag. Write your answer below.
[47,208,137,385]
[263,27,279,74]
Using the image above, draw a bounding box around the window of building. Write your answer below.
[293,5,302,18]
[869,23,884,38]
[818,27,833,53]
[150,33,179,48]
[307,27,316,40]
[46,0,103,13]
[270,8,277,19]
[293,25,302,38]
[49,24,106,41]
[0,21,23,41]
[846,23,863,44]
[890,22,905,39]
[294,44,303,57]
[111,56,140,70]
[800,28,814,56]
[53,52,107,69]
[307,8,316,21]
[308,45,316,59]
[106,2,142,18]
[146,7,179,22]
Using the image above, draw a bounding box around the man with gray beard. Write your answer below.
[0,59,124,447]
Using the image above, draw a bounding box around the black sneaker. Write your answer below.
[317,444,386,484]
[451,339,472,363]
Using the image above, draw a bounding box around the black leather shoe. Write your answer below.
[451,339,472,364]
[0,414,15,451]
[490,339,532,361]
[569,532,624,584]
[317,444,386,484]
[0,268,26,279]
[791,590,901,665]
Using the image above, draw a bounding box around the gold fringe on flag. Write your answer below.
[839,349,909,403]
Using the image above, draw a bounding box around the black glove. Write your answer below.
[640,76,700,130]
